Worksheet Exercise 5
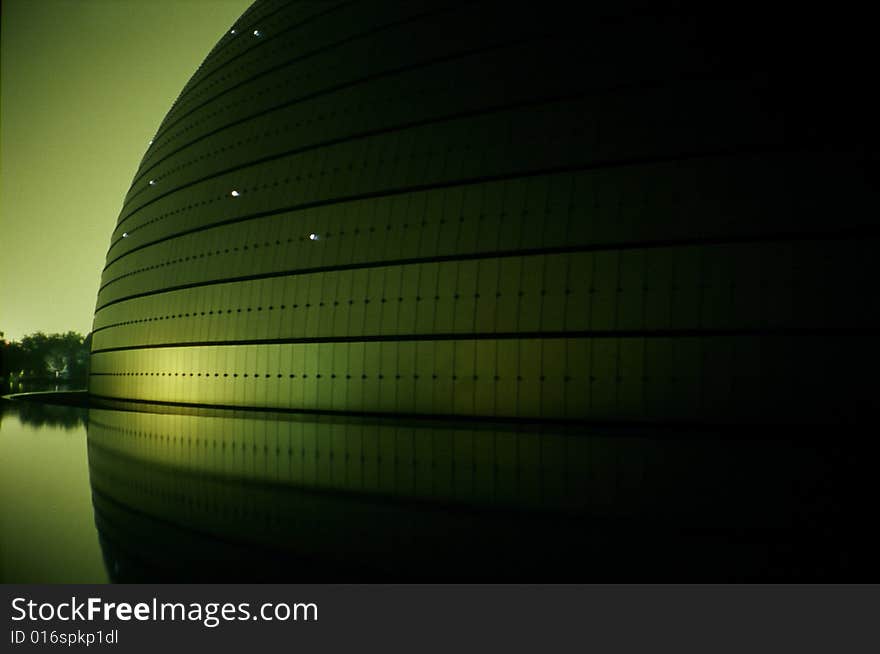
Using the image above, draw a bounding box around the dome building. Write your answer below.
[89,0,875,424]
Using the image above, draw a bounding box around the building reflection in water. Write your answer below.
[85,403,868,582]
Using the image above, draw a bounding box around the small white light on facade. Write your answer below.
[230,29,236,34]
[253,29,262,37]
[122,232,129,238]
[149,179,157,186]
[309,233,319,241]
[230,190,241,197]
[148,139,153,145]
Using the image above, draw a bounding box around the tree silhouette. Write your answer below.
[0,331,90,381]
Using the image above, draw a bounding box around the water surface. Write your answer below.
[1,395,874,582]
[0,398,108,583]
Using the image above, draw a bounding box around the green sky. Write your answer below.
[1,0,251,341]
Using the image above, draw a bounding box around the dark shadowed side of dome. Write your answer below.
[89,0,877,425]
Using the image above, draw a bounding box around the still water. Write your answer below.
[0,394,873,582]
[0,397,107,582]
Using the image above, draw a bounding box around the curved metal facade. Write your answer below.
[90,0,875,423]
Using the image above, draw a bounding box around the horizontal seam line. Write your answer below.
[93,225,878,311]
[88,327,874,354]
[84,392,822,429]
